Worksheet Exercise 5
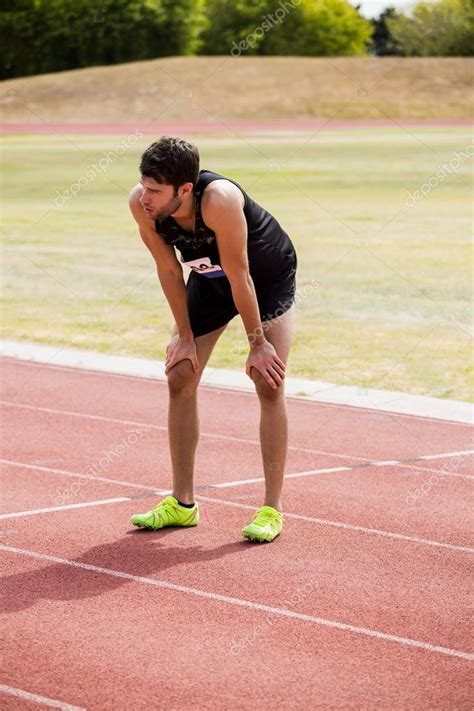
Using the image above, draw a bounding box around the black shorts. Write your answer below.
[187,269,297,338]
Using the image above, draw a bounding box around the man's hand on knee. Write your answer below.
[245,340,285,390]
[165,334,199,375]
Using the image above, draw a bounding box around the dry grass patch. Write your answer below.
[1,57,473,123]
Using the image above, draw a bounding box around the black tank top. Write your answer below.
[155,170,296,283]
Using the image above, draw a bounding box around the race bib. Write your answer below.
[181,256,226,279]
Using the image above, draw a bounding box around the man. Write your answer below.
[129,136,297,542]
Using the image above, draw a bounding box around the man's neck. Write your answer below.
[172,192,195,221]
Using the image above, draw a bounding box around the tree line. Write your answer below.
[1,0,472,80]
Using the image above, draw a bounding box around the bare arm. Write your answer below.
[203,183,264,346]
[203,182,285,388]
[128,185,193,340]
[128,185,198,372]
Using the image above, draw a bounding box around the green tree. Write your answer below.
[387,0,474,56]
[0,0,40,79]
[370,7,403,55]
[0,0,205,79]
[35,0,167,73]
[160,0,207,56]
[200,0,372,56]
[199,0,271,55]
[260,0,373,56]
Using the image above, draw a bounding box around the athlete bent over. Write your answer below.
[129,136,297,542]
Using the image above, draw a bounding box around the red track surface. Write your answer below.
[1,357,473,710]
[1,119,472,135]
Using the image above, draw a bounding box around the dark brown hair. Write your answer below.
[139,136,200,191]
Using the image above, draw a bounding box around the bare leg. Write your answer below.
[249,306,295,511]
[166,325,226,504]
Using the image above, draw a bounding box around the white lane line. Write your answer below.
[2,401,474,466]
[196,496,474,554]
[0,458,348,493]
[0,400,321,454]
[393,462,472,477]
[1,461,471,553]
[416,450,474,461]
[1,544,472,661]
[3,450,472,515]
[372,460,401,466]
[0,497,131,520]
[212,466,353,489]
[3,347,473,424]
[0,459,161,491]
[283,463,473,482]
[282,464,472,482]
[1,399,166,429]
[0,683,84,711]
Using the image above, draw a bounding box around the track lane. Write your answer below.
[2,356,472,709]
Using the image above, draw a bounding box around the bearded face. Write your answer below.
[139,177,185,220]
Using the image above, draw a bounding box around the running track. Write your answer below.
[1,356,473,709]
[1,119,472,135]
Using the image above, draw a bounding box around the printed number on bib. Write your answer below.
[181,256,226,278]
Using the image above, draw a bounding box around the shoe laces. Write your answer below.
[154,497,179,518]
[254,509,283,525]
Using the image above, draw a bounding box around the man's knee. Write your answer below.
[167,359,199,398]
[250,367,284,401]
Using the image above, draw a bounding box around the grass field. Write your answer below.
[1,127,472,401]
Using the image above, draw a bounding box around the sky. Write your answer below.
[349,0,416,17]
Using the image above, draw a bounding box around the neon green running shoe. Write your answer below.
[130,495,199,530]
[241,506,284,543]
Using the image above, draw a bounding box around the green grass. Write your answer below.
[1,128,472,401]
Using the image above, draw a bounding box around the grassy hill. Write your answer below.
[1,56,473,123]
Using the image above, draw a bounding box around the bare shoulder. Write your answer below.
[127,185,177,267]
[202,179,245,211]
[128,183,160,247]
[128,183,145,223]
[129,183,143,203]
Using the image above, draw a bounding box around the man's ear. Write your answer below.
[178,182,194,198]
